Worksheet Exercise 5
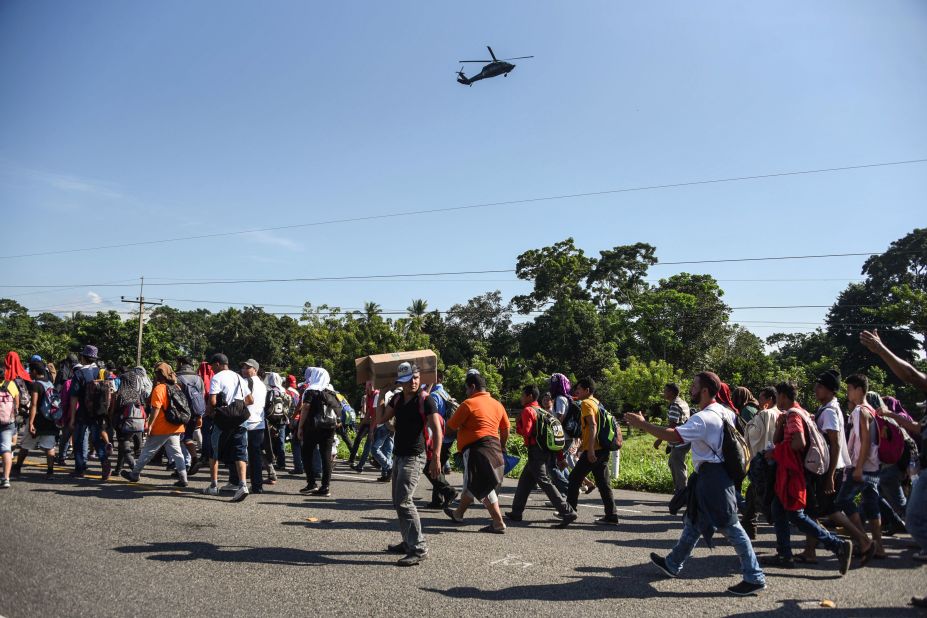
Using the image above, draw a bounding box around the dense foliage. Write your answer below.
[2,228,924,413]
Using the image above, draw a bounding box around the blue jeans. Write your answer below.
[879,464,907,519]
[291,430,304,473]
[665,517,765,585]
[200,416,214,462]
[836,467,881,521]
[355,428,375,469]
[373,426,394,474]
[771,496,842,558]
[907,470,927,552]
[74,420,108,472]
[548,452,569,495]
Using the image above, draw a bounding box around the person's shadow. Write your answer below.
[113,541,386,567]
[424,565,722,601]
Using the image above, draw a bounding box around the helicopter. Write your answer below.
[456,46,533,86]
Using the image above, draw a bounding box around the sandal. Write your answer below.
[479,524,506,534]
[443,507,463,523]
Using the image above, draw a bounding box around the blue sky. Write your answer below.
[1,1,924,339]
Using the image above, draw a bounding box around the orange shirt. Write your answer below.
[149,383,185,436]
[447,391,509,450]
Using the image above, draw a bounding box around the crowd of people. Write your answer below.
[0,328,924,602]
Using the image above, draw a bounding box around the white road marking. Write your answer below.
[490,554,533,568]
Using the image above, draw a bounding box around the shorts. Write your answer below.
[807,468,845,518]
[835,467,881,521]
[218,427,248,464]
[0,423,14,454]
[20,432,58,452]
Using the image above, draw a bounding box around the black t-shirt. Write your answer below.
[390,390,438,457]
[30,380,58,435]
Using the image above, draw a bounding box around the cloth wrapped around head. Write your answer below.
[154,362,177,385]
[304,367,331,391]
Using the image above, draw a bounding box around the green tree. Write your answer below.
[599,356,683,414]
[512,237,595,313]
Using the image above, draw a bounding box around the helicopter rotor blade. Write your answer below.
[458,60,491,63]
[502,56,534,60]
[487,46,498,61]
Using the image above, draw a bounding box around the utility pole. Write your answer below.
[121,277,162,367]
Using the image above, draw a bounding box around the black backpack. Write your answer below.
[163,384,193,425]
[213,379,249,430]
[561,397,583,439]
[265,388,288,425]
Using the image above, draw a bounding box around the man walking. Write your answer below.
[506,384,577,524]
[654,382,690,499]
[563,378,619,526]
[234,359,266,494]
[68,345,112,480]
[626,372,766,596]
[203,353,253,502]
[380,362,443,566]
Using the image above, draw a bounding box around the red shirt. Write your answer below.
[516,401,540,447]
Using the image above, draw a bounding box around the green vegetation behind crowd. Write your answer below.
[2,228,924,417]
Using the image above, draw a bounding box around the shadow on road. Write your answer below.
[113,541,388,566]
[726,599,923,617]
[424,564,723,601]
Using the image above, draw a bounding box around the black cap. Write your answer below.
[210,353,229,365]
[816,368,840,393]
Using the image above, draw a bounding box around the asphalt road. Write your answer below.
[1,455,923,617]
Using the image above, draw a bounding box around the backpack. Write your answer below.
[790,407,830,476]
[162,384,193,425]
[534,406,566,452]
[36,379,63,423]
[707,407,750,483]
[561,397,583,439]
[412,390,442,461]
[117,401,146,433]
[213,378,249,430]
[81,371,113,418]
[264,387,289,425]
[596,402,622,452]
[336,392,356,427]
[875,413,907,466]
[434,388,460,423]
[0,381,15,425]
[177,375,206,418]
[896,426,920,472]
[307,390,338,430]
[14,377,31,416]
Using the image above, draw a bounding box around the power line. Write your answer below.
[2,157,924,260]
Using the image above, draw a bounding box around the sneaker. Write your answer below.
[650,553,677,579]
[387,542,408,554]
[202,484,219,496]
[424,500,443,509]
[596,514,620,526]
[311,486,331,497]
[397,552,427,567]
[727,581,766,596]
[173,479,188,488]
[299,483,318,493]
[219,482,239,492]
[0,478,10,489]
[265,479,277,485]
[188,459,203,476]
[45,469,54,479]
[252,487,264,494]
[290,468,305,475]
[119,470,139,483]
[557,511,578,525]
[760,554,795,569]
[504,511,523,522]
[837,539,853,576]
[377,473,391,482]
[231,485,249,503]
[100,460,112,481]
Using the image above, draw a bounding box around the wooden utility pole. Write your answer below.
[121,277,162,367]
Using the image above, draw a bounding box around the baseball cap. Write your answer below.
[396,362,418,383]
[30,354,43,362]
[241,358,260,371]
[210,353,229,365]
[466,368,481,376]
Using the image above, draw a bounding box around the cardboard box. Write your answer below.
[355,349,438,389]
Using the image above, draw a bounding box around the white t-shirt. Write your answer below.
[674,402,737,470]
[816,398,851,469]
[209,369,250,405]
[553,395,570,420]
[243,376,266,431]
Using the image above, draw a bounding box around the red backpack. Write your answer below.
[874,412,906,465]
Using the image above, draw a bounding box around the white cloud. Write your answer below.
[247,230,301,252]
[0,161,125,200]
[87,291,103,305]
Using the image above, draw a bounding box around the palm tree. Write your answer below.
[407,299,428,318]
[364,301,382,321]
